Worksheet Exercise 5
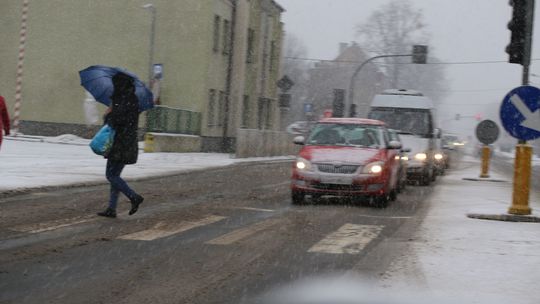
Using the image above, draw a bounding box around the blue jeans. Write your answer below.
[106,160,137,210]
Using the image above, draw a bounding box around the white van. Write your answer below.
[367,89,442,185]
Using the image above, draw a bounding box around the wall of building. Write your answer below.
[306,43,385,119]
[0,0,284,152]
[0,1,219,130]
[242,0,283,131]
[201,0,234,139]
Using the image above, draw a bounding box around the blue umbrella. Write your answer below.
[79,65,154,112]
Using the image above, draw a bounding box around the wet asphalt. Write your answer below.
[0,158,468,304]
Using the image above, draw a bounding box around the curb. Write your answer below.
[467,213,540,223]
[462,177,507,183]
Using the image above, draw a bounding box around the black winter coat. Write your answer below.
[105,94,140,165]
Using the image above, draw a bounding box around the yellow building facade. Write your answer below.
[0,0,284,151]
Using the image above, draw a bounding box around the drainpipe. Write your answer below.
[222,0,237,152]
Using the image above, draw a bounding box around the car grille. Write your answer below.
[316,163,360,174]
[311,183,365,191]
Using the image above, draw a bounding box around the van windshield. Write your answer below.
[306,123,382,148]
[369,108,432,137]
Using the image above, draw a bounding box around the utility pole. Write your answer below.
[505,0,535,215]
[142,4,156,85]
[12,0,30,135]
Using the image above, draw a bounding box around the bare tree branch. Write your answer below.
[355,0,448,104]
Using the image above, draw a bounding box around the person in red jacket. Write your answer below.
[0,95,10,150]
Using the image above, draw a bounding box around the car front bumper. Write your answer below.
[291,170,389,196]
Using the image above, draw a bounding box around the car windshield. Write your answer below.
[368,108,432,137]
[306,123,381,147]
[442,135,459,144]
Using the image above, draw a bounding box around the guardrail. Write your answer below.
[146,106,201,135]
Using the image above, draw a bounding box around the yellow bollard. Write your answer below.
[144,133,155,153]
[479,145,491,178]
[509,144,532,215]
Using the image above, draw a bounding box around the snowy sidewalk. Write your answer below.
[381,156,540,303]
[0,135,293,194]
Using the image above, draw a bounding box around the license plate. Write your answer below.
[320,175,353,185]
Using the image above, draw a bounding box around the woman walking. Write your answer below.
[98,72,144,218]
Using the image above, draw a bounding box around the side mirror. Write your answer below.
[388,140,402,150]
[293,136,305,145]
[401,147,412,153]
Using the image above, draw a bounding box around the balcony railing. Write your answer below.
[147,106,201,135]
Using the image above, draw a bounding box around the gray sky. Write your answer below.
[277,0,540,135]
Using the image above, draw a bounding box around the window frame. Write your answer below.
[212,15,221,53]
[241,95,250,128]
[222,19,231,55]
[246,28,255,63]
[207,89,216,126]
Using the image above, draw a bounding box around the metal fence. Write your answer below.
[146,106,201,135]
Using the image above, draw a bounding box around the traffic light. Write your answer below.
[412,45,428,64]
[506,0,533,65]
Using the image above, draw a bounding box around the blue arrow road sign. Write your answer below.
[500,85,540,141]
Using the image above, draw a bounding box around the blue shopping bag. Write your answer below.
[90,124,116,156]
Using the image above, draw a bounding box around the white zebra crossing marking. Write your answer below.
[235,207,275,212]
[10,216,95,234]
[118,215,226,241]
[308,224,384,254]
[206,218,279,245]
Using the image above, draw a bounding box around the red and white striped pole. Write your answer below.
[12,0,30,136]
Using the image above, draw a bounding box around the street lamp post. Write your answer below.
[347,45,427,117]
[347,54,411,117]
[142,3,156,85]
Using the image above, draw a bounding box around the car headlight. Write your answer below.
[415,153,427,161]
[401,155,409,161]
[363,162,384,174]
[434,153,444,160]
[296,157,312,171]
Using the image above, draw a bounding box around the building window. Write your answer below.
[241,95,250,128]
[270,40,277,71]
[257,98,264,129]
[213,15,221,53]
[246,28,255,63]
[257,97,271,129]
[265,99,272,129]
[207,89,216,126]
[218,91,226,126]
[222,19,231,55]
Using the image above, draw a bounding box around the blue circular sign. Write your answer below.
[500,85,540,141]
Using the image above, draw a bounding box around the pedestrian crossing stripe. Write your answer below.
[206,218,280,245]
[10,215,95,234]
[118,215,226,241]
[235,207,275,212]
[308,224,384,254]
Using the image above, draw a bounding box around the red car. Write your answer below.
[291,118,402,208]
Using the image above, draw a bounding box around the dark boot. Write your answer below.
[129,195,144,215]
[97,207,117,218]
